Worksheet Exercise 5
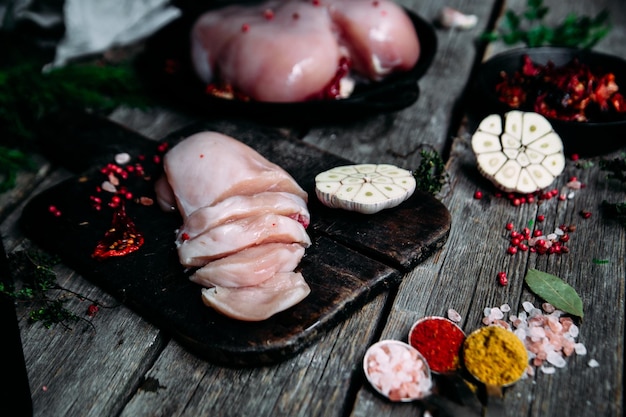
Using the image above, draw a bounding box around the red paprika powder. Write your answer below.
[408,316,466,374]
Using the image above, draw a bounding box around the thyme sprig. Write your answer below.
[1,249,113,330]
[413,149,449,196]
[482,0,611,49]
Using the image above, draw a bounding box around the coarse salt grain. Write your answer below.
[447,308,462,323]
[574,343,587,355]
[101,181,117,193]
[522,301,535,312]
[115,152,131,165]
[500,304,511,313]
[588,359,599,368]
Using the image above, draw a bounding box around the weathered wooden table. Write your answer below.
[1,0,624,416]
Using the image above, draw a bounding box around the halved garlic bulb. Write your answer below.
[471,111,565,193]
[315,164,416,214]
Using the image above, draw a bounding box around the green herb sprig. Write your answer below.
[1,249,113,330]
[482,0,611,49]
[413,149,449,196]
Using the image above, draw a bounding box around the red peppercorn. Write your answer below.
[519,243,529,251]
[560,234,570,242]
[87,304,99,317]
[512,198,521,206]
[537,214,545,222]
[571,153,579,161]
[474,190,483,199]
[511,237,522,247]
[507,246,518,255]
[533,229,543,237]
[497,271,508,286]
[505,222,514,231]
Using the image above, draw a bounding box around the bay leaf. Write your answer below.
[524,269,584,318]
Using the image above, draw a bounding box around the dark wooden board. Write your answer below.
[22,114,451,366]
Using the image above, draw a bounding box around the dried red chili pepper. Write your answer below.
[409,316,466,374]
[495,55,626,123]
[92,203,144,260]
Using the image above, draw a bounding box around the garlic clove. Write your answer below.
[504,110,524,140]
[522,112,554,144]
[477,114,503,136]
[315,164,416,214]
[476,152,507,176]
[471,131,502,153]
[471,111,565,193]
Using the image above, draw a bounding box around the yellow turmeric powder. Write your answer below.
[462,326,528,386]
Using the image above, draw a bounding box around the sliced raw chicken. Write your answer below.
[176,191,310,244]
[190,0,420,102]
[190,243,305,288]
[160,131,307,218]
[157,131,312,321]
[201,272,311,321]
[178,213,311,267]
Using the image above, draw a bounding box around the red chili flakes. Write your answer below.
[241,23,250,32]
[496,55,626,122]
[409,317,465,374]
[263,9,274,20]
[92,203,144,261]
[580,210,592,219]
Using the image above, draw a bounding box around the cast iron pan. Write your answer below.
[137,6,437,123]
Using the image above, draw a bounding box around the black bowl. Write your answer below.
[138,7,437,124]
[471,47,626,156]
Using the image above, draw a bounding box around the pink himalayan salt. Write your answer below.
[364,340,432,401]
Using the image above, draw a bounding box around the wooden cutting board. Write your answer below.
[22,113,451,366]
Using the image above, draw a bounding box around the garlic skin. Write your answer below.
[315,164,416,214]
[472,111,565,193]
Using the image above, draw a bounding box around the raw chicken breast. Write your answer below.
[192,0,341,102]
[329,0,420,80]
[161,131,307,218]
[190,243,305,288]
[176,191,310,243]
[177,213,311,267]
[157,131,312,321]
[190,0,420,102]
[201,272,311,321]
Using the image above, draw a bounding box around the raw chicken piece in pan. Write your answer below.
[190,0,420,102]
